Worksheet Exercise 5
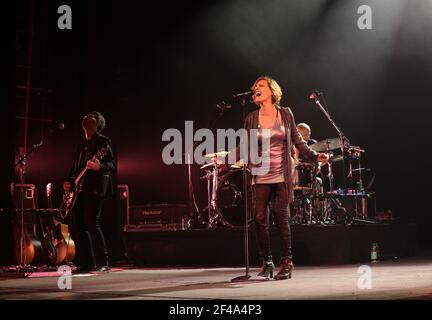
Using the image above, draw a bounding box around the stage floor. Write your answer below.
[1,256,432,300]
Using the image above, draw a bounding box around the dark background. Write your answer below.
[5,0,432,249]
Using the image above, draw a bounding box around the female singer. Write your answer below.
[239,76,328,279]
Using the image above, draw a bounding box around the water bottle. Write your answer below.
[371,242,379,263]
[181,217,188,231]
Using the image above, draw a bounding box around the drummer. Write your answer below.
[292,124,324,221]
[292,122,323,188]
[293,123,317,163]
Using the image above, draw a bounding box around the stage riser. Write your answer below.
[123,224,417,266]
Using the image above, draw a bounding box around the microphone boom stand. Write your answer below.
[311,95,350,224]
[231,95,251,282]
[311,96,350,189]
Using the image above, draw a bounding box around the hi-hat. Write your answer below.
[204,151,230,157]
[310,138,341,152]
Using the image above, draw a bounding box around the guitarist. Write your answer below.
[63,111,115,273]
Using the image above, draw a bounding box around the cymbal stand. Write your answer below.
[202,158,232,229]
[322,151,347,224]
[202,169,212,227]
[301,192,313,225]
[187,101,231,226]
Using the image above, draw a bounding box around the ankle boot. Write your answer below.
[257,257,275,279]
[95,254,110,273]
[274,257,294,280]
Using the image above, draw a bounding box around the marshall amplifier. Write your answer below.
[10,183,38,210]
[129,204,188,225]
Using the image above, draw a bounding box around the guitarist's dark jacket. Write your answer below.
[68,133,115,199]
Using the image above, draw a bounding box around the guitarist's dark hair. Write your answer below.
[89,111,106,132]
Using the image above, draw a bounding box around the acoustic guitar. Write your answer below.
[47,183,75,265]
[13,208,43,266]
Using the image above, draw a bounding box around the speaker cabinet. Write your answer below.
[117,185,130,227]
[10,183,38,209]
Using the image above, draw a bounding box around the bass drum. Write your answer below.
[217,168,252,227]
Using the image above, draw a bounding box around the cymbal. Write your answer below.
[329,155,343,163]
[204,151,230,157]
[310,138,341,152]
[200,162,215,170]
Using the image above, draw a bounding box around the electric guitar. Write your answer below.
[59,147,107,219]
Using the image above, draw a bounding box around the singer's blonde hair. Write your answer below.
[251,76,282,105]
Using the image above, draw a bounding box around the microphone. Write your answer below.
[309,90,322,101]
[232,90,255,99]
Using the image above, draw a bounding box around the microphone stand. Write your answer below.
[311,95,350,190]
[14,139,44,269]
[311,95,351,224]
[231,95,251,282]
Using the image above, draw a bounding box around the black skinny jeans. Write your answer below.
[252,183,292,261]
[72,191,108,268]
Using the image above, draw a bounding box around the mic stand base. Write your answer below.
[349,218,379,225]
[230,274,251,282]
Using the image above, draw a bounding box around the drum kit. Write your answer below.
[197,151,250,228]
[291,138,343,225]
[194,136,369,228]
[291,138,371,225]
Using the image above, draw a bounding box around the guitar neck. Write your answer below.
[75,166,88,186]
[74,155,96,185]
[46,184,53,209]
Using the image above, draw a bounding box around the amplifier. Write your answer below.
[117,185,130,226]
[10,183,38,209]
[129,204,188,225]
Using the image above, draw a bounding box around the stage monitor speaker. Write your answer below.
[10,183,38,210]
[117,185,130,227]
